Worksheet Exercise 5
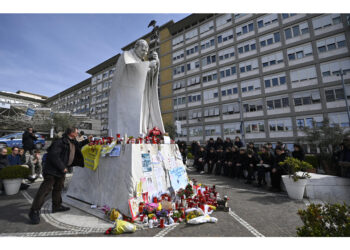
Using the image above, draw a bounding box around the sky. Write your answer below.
[0,13,189,97]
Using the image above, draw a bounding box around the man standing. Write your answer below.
[22,127,37,156]
[0,147,8,170]
[28,127,91,224]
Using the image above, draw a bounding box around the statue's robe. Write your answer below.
[108,49,164,137]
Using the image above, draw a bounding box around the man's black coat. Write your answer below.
[43,134,89,177]
[22,131,37,150]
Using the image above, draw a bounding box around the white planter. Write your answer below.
[282,175,307,200]
[3,178,22,195]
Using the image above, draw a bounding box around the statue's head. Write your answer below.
[134,39,149,60]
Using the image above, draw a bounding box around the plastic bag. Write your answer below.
[187,214,218,225]
[112,219,136,235]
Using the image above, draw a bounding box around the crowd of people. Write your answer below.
[178,137,306,192]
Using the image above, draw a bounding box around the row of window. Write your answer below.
[172,14,346,49]
[174,86,350,110]
[173,57,350,91]
[183,112,350,137]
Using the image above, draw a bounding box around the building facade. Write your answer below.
[157,13,350,152]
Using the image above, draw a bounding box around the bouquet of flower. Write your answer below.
[177,184,194,198]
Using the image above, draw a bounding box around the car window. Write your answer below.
[15,134,22,139]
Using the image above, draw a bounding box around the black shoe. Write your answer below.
[28,209,40,224]
[52,205,70,213]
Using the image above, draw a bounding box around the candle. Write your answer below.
[159,218,165,228]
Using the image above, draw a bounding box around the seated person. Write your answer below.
[7,146,21,166]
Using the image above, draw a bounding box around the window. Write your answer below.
[185,29,198,40]
[204,106,220,117]
[201,37,215,50]
[316,34,347,54]
[237,39,257,54]
[175,111,187,121]
[257,14,278,29]
[282,13,297,19]
[284,22,309,40]
[266,96,289,110]
[223,123,241,135]
[216,14,232,28]
[222,102,240,115]
[188,92,201,103]
[173,95,186,106]
[296,116,323,129]
[261,51,284,68]
[187,60,200,71]
[259,32,281,48]
[203,88,219,101]
[202,71,218,83]
[221,84,238,97]
[241,78,261,93]
[236,21,254,37]
[239,59,259,73]
[189,109,202,120]
[293,91,321,106]
[173,50,185,61]
[186,44,199,56]
[320,58,350,79]
[187,75,201,86]
[325,87,350,102]
[269,118,292,132]
[218,46,235,61]
[290,66,317,83]
[173,65,185,75]
[173,80,186,90]
[189,126,203,136]
[217,29,234,44]
[201,54,216,67]
[328,112,350,127]
[312,14,342,32]
[200,21,214,34]
[172,35,184,46]
[245,121,265,133]
[287,43,313,61]
[243,99,263,113]
[205,125,221,136]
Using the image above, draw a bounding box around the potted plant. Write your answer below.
[0,165,30,195]
[279,157,313,200]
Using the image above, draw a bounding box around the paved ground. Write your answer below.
[0,167,308,237]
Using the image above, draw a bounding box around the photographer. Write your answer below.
[22,127,37,156]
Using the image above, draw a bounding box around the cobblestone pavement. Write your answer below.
[0,167,307,237]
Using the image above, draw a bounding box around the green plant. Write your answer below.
[279,157,313,181]
[300,118,350,175]
[187,152,194,159]
[0,165,30,179]
[304,155,319,169]
[297,203,350,236]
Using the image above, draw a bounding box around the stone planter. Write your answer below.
[3,178,22,195]
[282,175,307,200]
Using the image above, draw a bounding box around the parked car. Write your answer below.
[0,132,46,149]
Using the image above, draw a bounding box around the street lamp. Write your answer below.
[238,98,245,146]
[338,69,350,126]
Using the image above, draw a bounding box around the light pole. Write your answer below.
[339,69,350,125]
[238,98,245,146]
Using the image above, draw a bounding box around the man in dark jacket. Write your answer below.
[28,127,91,224]
[22,127,37,156]
[0,147,8,170]
[270,146,288,192]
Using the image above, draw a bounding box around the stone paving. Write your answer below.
[0,167,307,237]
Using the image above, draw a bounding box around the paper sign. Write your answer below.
[136,181,142,198]
[169,165,188,191]
[101,141,117,157]
[81,145,102,171]
[153,165,165,192]
[146,176,155,197]
[142,153,152,172]
[128,197,142,220]
[109,145,121,157]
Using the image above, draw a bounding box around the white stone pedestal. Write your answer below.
[66,144,187,217]
[305,173,350,203]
